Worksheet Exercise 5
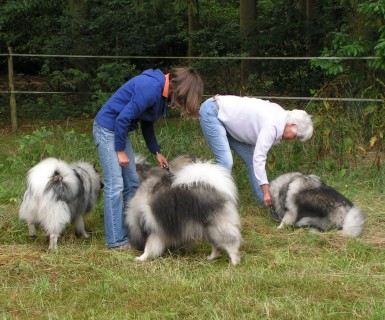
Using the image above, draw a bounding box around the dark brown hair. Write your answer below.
[169,67,203,117]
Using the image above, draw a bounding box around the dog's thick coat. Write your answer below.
[19,157,103,250]
[126,156,242,265]
[269,172,366,237]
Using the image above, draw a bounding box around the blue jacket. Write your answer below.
[95,69,167,152]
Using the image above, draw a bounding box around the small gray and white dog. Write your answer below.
[19,157,103,250]
[269,172,366,237]
[126,155,242,265]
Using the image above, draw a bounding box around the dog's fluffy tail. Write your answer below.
[342,207,366,237]
[172,161,238,204]
[19,158,79,235]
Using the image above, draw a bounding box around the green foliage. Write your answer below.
[310,58,344,76]
[41,67,90,92]
[1,0,385,125]
[311,0,385,98]
[92,62,137,92]
[6,126,95,171]
[15,127,55,163]
[0,0,66,52]
[89,62,139,113]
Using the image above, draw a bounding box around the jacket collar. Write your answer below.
[162,73,170,99]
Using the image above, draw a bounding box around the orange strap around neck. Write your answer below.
[162,73,170,99]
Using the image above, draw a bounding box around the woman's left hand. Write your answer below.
[155,153,169,169]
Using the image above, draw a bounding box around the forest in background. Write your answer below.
[0,0,384,169]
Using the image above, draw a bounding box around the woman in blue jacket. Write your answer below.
[93,67,203,249]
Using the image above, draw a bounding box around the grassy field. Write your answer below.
[0,118,384,319]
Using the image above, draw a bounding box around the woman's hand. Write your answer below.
[154,152,169,169]
[261,184,272,206]
[117,150,129,167]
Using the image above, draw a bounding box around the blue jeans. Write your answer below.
[199,98,264,205]
[93,122,140,248]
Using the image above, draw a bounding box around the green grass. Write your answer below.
[0,118,384,319]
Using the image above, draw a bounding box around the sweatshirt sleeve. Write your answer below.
[253,126,277,185]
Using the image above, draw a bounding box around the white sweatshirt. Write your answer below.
[217,95,288,185]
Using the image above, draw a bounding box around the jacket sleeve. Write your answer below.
[114,86,158,151]
[140,120,160,153]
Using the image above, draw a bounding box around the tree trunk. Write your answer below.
[299,0,319,56]
[68,0,90,97]
[240,0,257,93]
[187,0,199,57]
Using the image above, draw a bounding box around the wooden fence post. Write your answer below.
[8,47,18,133]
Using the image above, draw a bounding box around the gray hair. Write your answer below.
[287,109,313,142]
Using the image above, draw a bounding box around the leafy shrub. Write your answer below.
[90,62,138,114]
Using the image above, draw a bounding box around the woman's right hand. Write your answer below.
[261,184,272,206]
[117,150,129,167]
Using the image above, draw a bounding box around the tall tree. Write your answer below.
[186,0,200,56]
[135,0,200,56]
[68,0,90,95]
[299,0,320,55]
[170,0,200,56]
[240,0,257,92]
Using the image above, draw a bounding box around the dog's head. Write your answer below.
[135,154,197,182]
[168,155,197,172]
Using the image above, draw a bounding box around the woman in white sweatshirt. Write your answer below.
[199,95,313,206]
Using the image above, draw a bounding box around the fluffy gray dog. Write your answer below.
[126,155,242,265]
[269,172,366,237]
[19,157,103,250]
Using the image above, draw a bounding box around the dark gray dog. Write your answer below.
[126,155,242,265]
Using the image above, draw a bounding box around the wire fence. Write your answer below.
[1,51,384,132]
[1,52,382,102]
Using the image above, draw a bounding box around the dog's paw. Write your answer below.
[135,255,147,261]
[48,244,58,251]
[230,256,241,266]
[207,248,221,261]
[75,231,89,238]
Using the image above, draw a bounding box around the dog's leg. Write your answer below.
[48,234,59,251]
[136,233,165,261]
[221,237,241,266]
[205,225,241,265]
[207,246,221,261]
[74,214,89,238]
[277,212,297,229]
[27,222,37,238]
[226,246,241,266]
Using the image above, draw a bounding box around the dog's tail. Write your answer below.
[172,161,238,203]
[342,206,366,237]
[19,158,79,228]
